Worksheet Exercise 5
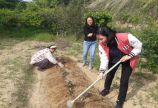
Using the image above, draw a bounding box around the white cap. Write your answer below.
[50,45,57,49]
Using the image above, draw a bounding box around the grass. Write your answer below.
[10,60,32,107]
[0,37,35,108]
[9,57,34,108]
[31,32,57,41]
[150,85,158,103]
[0,26,57,42]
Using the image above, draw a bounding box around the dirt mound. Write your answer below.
[30,57,113,108]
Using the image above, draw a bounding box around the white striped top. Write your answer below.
[30,48,57,65]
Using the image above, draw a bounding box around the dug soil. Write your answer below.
[29,57,113,108]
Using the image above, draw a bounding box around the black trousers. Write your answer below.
[104,60,132,102]
[34,59,53,71]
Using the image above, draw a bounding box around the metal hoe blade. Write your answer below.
[67,100,74,108]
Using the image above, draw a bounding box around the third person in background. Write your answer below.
[83,16,98,70]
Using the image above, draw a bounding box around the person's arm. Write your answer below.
[128,33,143,58]
[45,50,64,68]
[98,44,109,79]
[84,26,89,36]
[45,51,64,68]
[121,33,143,62]
[99,44,109,73]
[84,26,93,37]
[91,25,98,38]
[45,51,58,64]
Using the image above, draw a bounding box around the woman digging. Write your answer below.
[97,27,142,108]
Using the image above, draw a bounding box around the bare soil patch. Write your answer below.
[30,57,113,108]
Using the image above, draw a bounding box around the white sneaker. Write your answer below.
[89,64,93,70]
[82,62,88,67]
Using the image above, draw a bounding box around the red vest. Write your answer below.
[100,33,138,70]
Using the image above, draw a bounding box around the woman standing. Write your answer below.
[83,16,98,70]
[97,27,142,108]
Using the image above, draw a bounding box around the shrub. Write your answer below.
[140,26,158,74]
[120,13,130,23]
[120,13,139,24]
[0,1,85,34]
[0,9,19,26]
[85,11,112,26]
[19,9,42,27]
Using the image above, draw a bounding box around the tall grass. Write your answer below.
[150,85,158,103]
[0,26,57,41]
[31,33,57,41]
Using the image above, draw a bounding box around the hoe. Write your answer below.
[67,60,121,108]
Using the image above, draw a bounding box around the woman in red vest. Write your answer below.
[97,27,142,108]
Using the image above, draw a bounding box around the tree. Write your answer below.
[66,0,84,33]
[140,26,158,74]
[85,11,112,26]
[0,0,20,9]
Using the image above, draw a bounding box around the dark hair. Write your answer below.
[85,16,96,27]
[97,26,117,46]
